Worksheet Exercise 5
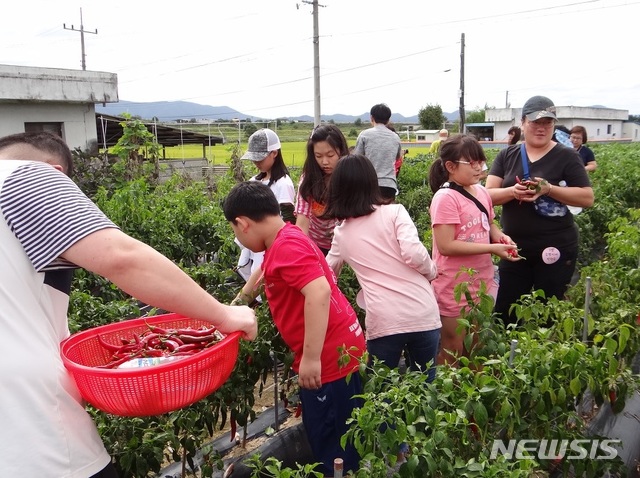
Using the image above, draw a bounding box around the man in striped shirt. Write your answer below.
[0,132,257,478]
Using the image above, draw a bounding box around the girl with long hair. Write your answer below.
[295,124,350,255]
[236,128,295,280]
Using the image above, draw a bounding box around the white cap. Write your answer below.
[241,128,282,161]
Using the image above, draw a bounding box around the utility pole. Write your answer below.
[64,8,97,71]
[458,33,465,134]
[300,1,324,127]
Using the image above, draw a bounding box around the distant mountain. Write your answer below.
[96,100,459,124]
[96,101,246,122]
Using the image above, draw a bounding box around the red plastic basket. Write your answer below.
[60,313,240,417]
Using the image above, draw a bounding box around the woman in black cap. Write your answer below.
[485,95,594,326]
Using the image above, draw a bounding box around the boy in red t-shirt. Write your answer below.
[223,181,365,476]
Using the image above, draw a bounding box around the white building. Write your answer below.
[622,121,640,142]
[414,129,441,142]
[0,64,118,150]
[485,105,632,142]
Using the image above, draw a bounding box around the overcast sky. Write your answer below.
[3,0,639,118]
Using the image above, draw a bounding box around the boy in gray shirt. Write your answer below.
[354,103,402,202]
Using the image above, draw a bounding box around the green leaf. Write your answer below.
[562,317,574,338]
[569,377,582,396]
[473,402,489,427]
[605,337,617,357]
[482,359,502,366]
[479,385,496,394]
[618,325,630,353]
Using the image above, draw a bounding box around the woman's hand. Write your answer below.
[512,177,551,202]
[512,182,536,203]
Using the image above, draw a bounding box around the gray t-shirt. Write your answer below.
[354,124,401,191]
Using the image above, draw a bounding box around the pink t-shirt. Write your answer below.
[262,223,365,382]
[326,204,441,341]
[430,185,498,317]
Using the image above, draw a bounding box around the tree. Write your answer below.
[465,103,493,124]
[418,104,446,130]
[244,123,258,139]
[354,118,362,127]
[110,113,161,182]
[466,109,485,124]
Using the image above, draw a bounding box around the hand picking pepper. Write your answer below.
[500,237,526,260]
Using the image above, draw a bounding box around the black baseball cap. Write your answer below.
[522,96,557,121]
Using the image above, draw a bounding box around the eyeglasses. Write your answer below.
[456,160,485,167]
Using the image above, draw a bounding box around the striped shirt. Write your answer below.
[294,176,337,251]
[1,160,117,271]
[0,159,115,477]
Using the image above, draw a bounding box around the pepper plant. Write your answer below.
[65,141,640,477]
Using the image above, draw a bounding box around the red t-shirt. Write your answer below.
[262,223,365,382]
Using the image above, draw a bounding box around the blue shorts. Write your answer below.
[299,372,363,476]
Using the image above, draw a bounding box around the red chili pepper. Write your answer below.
[168,335,185,346]
[469,417,480,439]
[178,333,217,344]
[609,390,617,405]
[147,337,162,348]
[140,333,161,346]
[162,338,181,352]
[176,326,217,337]
[175,343,202,353]
[98,349,146,368]
[550,456,563,472]
[97,335,124,352]
[111,343,141,356]
[145,322,171,335]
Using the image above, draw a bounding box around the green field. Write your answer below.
[162,122,365,167]
[161,139,427,168]
[162,141,313,168]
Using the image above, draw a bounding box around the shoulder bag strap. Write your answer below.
[520,144,531,180]
[445,182,490,218]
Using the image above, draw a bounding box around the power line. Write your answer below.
[107,0,640,116]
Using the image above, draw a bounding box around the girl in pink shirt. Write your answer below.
[429,135,520,365]
[324,154,441,381]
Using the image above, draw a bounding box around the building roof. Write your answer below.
[96,113,224,148]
